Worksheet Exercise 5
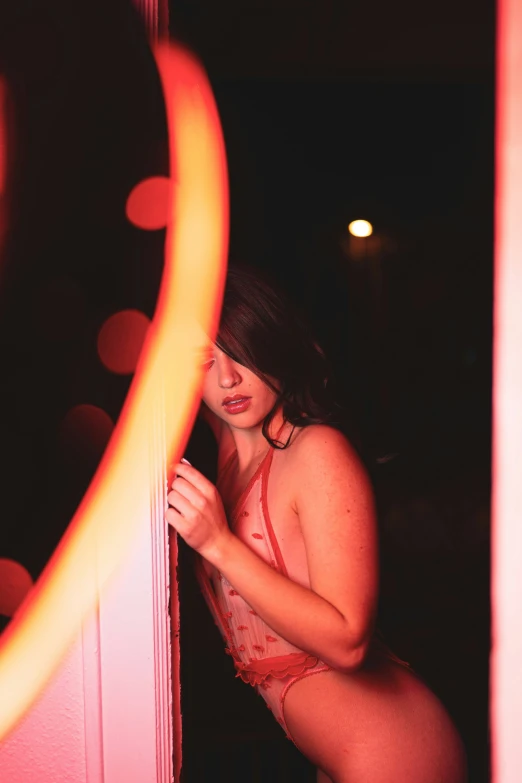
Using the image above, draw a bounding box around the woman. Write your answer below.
[166,267,467,783]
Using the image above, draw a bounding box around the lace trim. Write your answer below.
[232,651,320,686]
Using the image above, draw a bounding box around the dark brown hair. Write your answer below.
[216,266,341,449]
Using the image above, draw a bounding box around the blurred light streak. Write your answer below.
[0,42,228,742]
[491,0,522,780]
[348,219,373,237]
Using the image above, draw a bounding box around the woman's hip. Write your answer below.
[280,661,467,782]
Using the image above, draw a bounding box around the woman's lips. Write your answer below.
[222,397,251,414]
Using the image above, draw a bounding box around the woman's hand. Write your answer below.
[166,461,232,562]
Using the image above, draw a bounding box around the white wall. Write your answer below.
[0,638,87,783]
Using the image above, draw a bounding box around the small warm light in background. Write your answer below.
[0,561,33,619]
[97,309,151,374]
[348,219,373,237]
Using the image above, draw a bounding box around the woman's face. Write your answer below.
[201,344,279,428]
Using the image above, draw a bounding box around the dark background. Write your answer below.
[0,1,493,781]
[174,3,493,781]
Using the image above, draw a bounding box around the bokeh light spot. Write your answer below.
[348,219,373,237]
[59,404,114,465]
[0,561,33,619]
[97,309,151,375]
[125,176,172,230]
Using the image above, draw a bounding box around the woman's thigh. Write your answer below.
[282,664,467,783]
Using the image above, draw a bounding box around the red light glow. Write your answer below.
[0,43,228,742]
[97,309,151,375]
[126,175,172,230]
[0,562,33,619]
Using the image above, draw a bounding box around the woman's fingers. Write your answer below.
[167,488,195,517]
[169,477,206,511]
[165,464,228,555]
[165,491,196,537]
[171,462,214,498]
[165,506,181,528]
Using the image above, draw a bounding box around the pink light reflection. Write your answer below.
[492,0,522,780]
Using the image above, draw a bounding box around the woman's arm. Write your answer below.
[169,426,378,673]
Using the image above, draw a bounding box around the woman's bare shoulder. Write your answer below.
[289,423,357,458]
[287,424,368,483]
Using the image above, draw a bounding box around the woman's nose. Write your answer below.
[217,357,241,388]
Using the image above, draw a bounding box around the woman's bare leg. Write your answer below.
[316,768,334,783]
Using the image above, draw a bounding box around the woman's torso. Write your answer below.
[200,423,409,671]
[199,427,334,677]
[198,423,467,781]
[209,426,309,583]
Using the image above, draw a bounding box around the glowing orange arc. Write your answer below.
[0,43,228,741]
